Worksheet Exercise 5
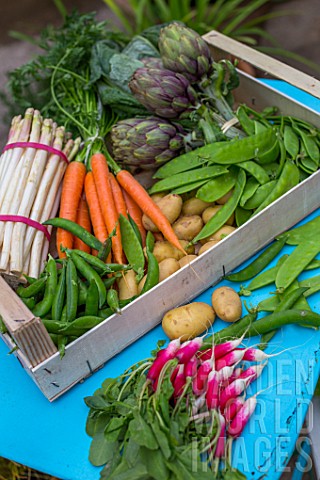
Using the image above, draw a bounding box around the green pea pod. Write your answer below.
[97,237,112,262]
[171,179,209,195]
[119,214,145,280]
[21,297,36,310]
[253,160,300,216]
[202,312,257,347]
[78,278,88,305]
[284,125,300,158]
[261,162,281,180]
[51,263,66,321]
[192,169,246,243]
[299,130,320,164]
[146,231,155,253]
[276,240,320,291]
[235,206,252,227]
[85,279,99,316]
[240,177,259,207]
[65,248,129,275]
[258,295,280,312]
[300,275,320,289]
[17,276,47,299]
[277,216,320,245]
[257,138,280,165]
[242,180,277,210]
[98,307,113,319]
[57,306,68,358]
[42,319,66,334]
[225,235,288,282]
[299,156,318,174]
[236,105,255,135]
[70,251,106,308]
[66,257,78,323]
[59,316,104,336]
[107,288,121,313]
[254,120,268,134]
[243,254,289,293]
[128,214,143,247]
[149,166,229,194]
[140,250,160,295]
[196,171,237,203]
[103,277,117,289]
[33,256,58,317]
[43,217,103,251]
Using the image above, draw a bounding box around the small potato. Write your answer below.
[159,258,180,282]
[118,270,138,300]
[182,197,213,216]
[172,215,204,241]
[162,302,215,340]
[216,189,234,205]
[211,286,242,323]
[178,254,198,268]
[150,192,167,203]
[205,225,236,243]
[142,193,183,232]
[153,240,194,262]
[198,240,220,255]
[202,205,234,226]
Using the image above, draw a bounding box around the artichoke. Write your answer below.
[159,23,213,83]
[129,67,197,119]
[110,116,185,169]
[141,57,164,69]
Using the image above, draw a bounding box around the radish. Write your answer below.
[185,355,199,379]
[175,336,204,364]
[217,365,238,384]
[224,395,246,424]
[215,348,247,371]
[147,338,181,381]
[227,395,257,438]
[214,412,226,458]
[192,358,213,395]
[238,363,267,382]
[173,364,186,398]
[223,367,243,386]
[219,377,253,411]
[214,334,245,360]
[205,370,220,410]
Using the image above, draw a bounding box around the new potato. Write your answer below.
[142,193,182,232]
[211,286,242,322]
[162,302,215,340]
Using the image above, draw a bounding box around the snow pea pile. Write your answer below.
[149,109,320,244]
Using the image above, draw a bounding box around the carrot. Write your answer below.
[122,188,147,247]
[90,153,124,264]
[74,194,92,254]
[84,171,108,247]
[56,160,86,258]
[109,172,128,219]
[116,169,186,254]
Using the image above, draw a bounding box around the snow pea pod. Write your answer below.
[17,276,47,298]
[240,254,289,295]
[277,216,320,245]
[59,316,104,336]
[196,170,237,203]
[235,206,252,227]
[149,165,228,194]
[295,126,320,164]
[241,180,277,210]
[226,235,288,282]
[239,177,259,207]
[276,240,320,291]
[239,161,269,184]
[253,160,300,216]
[236,105,255,135]
[51,263,66,321]
[33,256,58,317]
[202,312,257,347]
[69,251,106,308]
[257,137,280,165]
[284,125,300,159]
[171,179,208,195]
[191,169,246,243]
[119,214,145,280]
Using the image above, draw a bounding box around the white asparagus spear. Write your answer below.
[11,125,65,272]
[7,119,54,274]
[0,108,33,209]
[0,115,22,185]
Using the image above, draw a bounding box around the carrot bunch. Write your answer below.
[56,153,155,263]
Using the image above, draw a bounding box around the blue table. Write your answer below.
[1,83,320,480]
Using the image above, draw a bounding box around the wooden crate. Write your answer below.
[1,31,320,401]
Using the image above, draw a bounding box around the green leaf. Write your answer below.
[129,413,158,449]
[84,395,111,411]
[104,416,127,442]
[86,411,111,437]
[98,83,147,117]
[109,459,150,480]
[151,420,172,460]
[122,438,141,467]
[123,35,160,60]
[141,446,171,480]
[89,432,118,467]
[100,450,122,479]
[90,41,120,83]
[108,53,144,92]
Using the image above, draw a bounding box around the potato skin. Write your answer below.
[200,225,236,244]
[202,205,234,226]
[118,270,138,300]
[198,240,220,255]
[162,302,215,341]
[172,215,204,241]
[211,286,242,322]
[142,193,182,232]
[178,254,198,268]
[153,240,194,262]
[159,258,180,282]
[182,197,213,216]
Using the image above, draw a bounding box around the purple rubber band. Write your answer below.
[0,215,51,241]
[3,141,69,164]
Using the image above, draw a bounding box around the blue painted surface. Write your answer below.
[0,83,319,480]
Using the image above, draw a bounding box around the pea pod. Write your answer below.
[107,288,121,314]
[196,171,237,203]
[119,214,145,280]
[97,237,112,262]
[240,177,259,207]
[149,166,229,194]
[296,128,320,164]
[192,169,246,243]
[98,307,113,319]
[78,278,88,305]
[17,276,47,299]
[239,161,270,184]
[43,217,103,251]
[242,180,277,210]
[241,254,289,294]
[202,312,257,347]
[65,248,130,275]
[235,206,252,227]
[146,231,155,253]
[284,125,300,158]
[225,235,288,282]
[69,251,106,308]
[66,257,78,323]
[253,160,300,216]
[140,249,160,295]
[236,105,255,135]
[59,316,104,336]
[33,256,58,317]
[21,297,36,310]
[51,263,66,321]
[257,138,280,165]
[276,239,320,291]
[128,214,143,247]
[277,216,320,245]
[85,280,99,317]
[171,179,209,195]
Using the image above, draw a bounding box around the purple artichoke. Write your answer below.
[158,23,213,83]
[129,67,197,119]
[110,116,185,169]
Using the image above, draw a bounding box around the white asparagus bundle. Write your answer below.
[0,108,80,279]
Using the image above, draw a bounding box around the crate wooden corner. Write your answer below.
[1,30,320,401]
[0,276,57,367]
